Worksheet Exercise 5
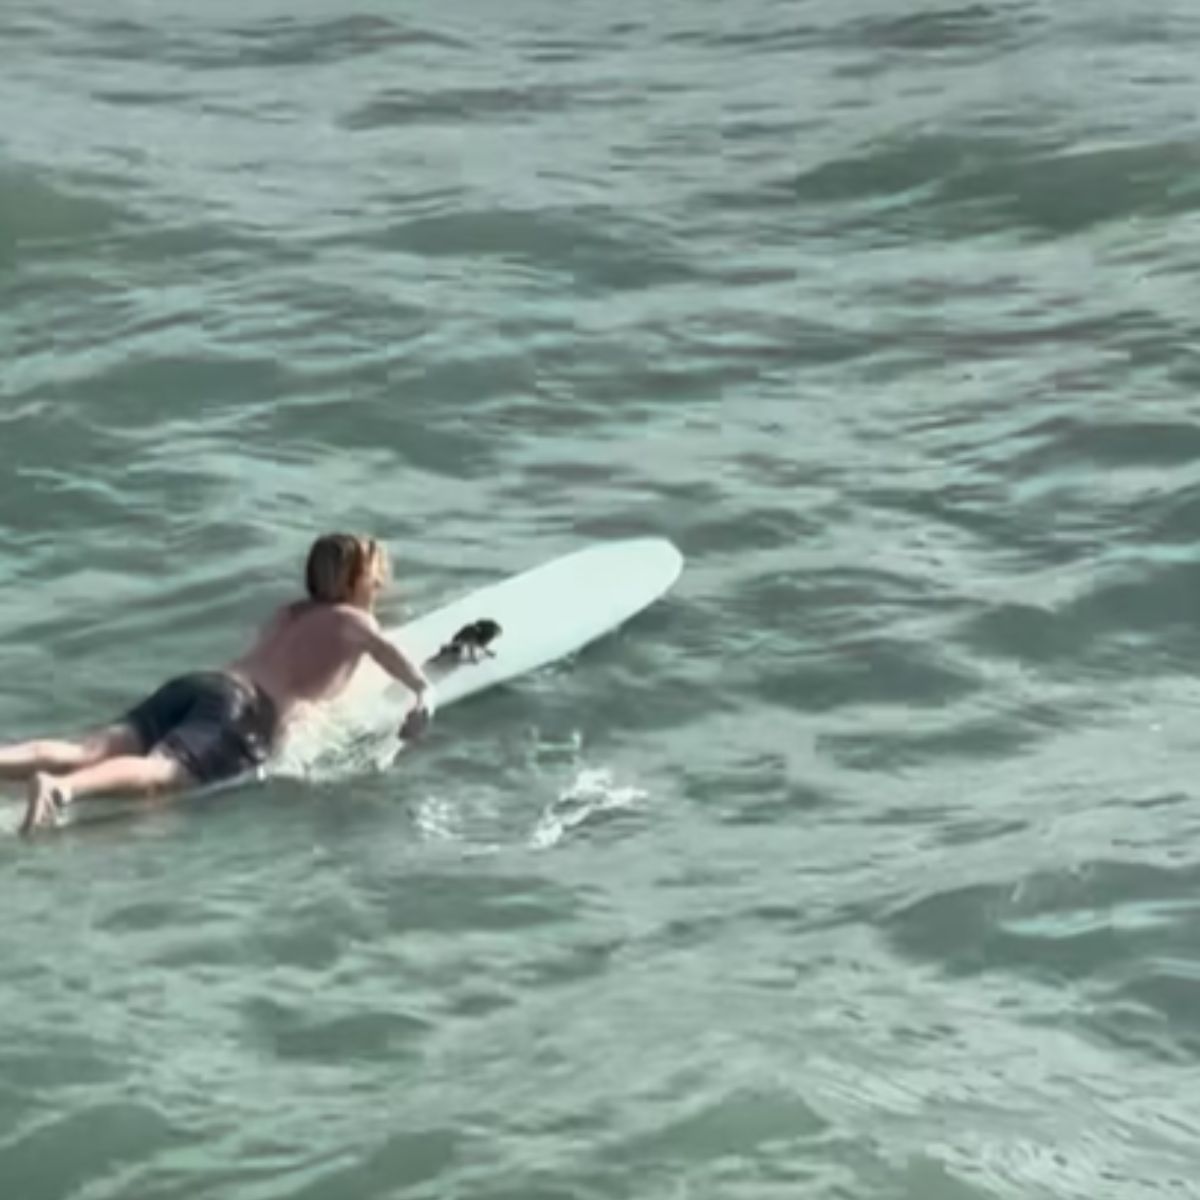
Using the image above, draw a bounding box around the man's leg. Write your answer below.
[0,725,141,781]
[22,753,191,833]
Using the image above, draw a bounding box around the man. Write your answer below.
[0,533,434,832]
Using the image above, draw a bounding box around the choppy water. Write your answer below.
[5,1,1200,1196]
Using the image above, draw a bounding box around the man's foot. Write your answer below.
[21,773,70,834]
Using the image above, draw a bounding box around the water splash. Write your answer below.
[269,699,405,784]
[529,766,648,849]
[411,793,464,842]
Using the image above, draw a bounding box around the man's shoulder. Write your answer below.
[270,601,376,639]
[328,604,380,635]
[284,600,374,623]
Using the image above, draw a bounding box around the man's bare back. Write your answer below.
[228,601,428,727]
[230,603,371,719]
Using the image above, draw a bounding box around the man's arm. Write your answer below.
[344,610,433,702]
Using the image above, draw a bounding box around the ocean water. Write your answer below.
[4,0,1200,1196]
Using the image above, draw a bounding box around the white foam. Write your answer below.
[411,793,463,842]
[269,700,404,784]
[0,801,23,837]
[529,766,648,849]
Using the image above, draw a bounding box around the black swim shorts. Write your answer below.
[123,672,279,785]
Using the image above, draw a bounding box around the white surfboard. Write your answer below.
[5,538,684,833]
[350,536,684,712]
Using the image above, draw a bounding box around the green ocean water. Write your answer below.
[4,1,1200,1196]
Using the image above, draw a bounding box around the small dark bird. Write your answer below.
[430,618,502,665]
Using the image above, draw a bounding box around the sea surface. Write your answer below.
[4,0,1200,1196]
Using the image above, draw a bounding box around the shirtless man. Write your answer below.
[0,533,434,833]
